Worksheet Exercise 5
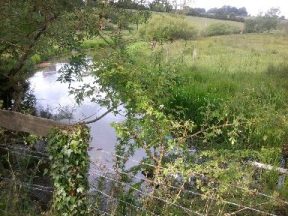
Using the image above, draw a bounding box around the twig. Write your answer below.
[249,161,288,175]
[225,201,271,216]
[91,207,110,215]
[91,162,280,216]
[98,32,114,47]
[190,123,235,139]
[0,177,53,193]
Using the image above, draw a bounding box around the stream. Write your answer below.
[29,62,145,180]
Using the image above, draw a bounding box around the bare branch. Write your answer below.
[81,107,116,125]
[98,31,114,47]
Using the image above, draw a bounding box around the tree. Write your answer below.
[206,5,247,20]
[245,8,280,33]
[0,0,147,110]
[186,8,206,16]
[0,0,86,110]
[238,7,248,17]
[265,7,281,18]
[149,0,172,12]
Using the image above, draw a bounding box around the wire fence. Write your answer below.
[90,163,275,215]
[0,143,287,216]
[96,149,288,205]
[90,161,280,216]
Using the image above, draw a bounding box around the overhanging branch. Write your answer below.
[81,107,115,125]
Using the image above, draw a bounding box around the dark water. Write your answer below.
[29,63,145,176]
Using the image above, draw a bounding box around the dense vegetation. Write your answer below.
[139,14,197,41]
[1,2,288,215]
[82,14,288,214]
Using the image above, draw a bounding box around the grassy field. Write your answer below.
[125,31,288,152]
[185,15,244,31]
[159,33,288,73]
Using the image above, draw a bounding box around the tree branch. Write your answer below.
[8,15,58,77]
[190,123,235,139]
[81,107,116,125]
[98,31,114,47]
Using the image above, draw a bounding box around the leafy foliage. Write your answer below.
[2,1,288,214]
[149,0,172,12]
[139,14,197,41]
[48,125,90,216]
[245,17,278,33]
[87,31,288,214]
[0,0,87,109]
[203,23,241,36]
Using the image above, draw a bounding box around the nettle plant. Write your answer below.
[48,125,90,216]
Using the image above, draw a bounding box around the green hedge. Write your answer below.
[203,23,241,36]
[139,14,198,42]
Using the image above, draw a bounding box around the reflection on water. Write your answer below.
[29,63,145,172]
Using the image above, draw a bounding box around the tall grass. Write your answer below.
[185,15,244,32]
[126,33,288,152]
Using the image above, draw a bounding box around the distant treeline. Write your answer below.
[88,0,287,29]
[106,1,248,22]
[185,6,248,22]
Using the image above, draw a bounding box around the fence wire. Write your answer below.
[97,149,288,205]
[0,143,287,215]
[90,161,279,216]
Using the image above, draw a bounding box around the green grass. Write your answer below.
[84,17,288,165]
[125,33,288,150]
[128,32,288,199]
[81,38,109,49]
[185,16,244,29]
[159,34,288,74]
[185,15,244,32]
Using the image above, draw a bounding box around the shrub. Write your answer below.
[245,17,278,33]
[30,54,41,64]
[278,21,288,35]
[81,39,107,49]
[139,14,198,42]
[203,23,240,36]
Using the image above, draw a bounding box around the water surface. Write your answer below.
[29,63,145,174]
